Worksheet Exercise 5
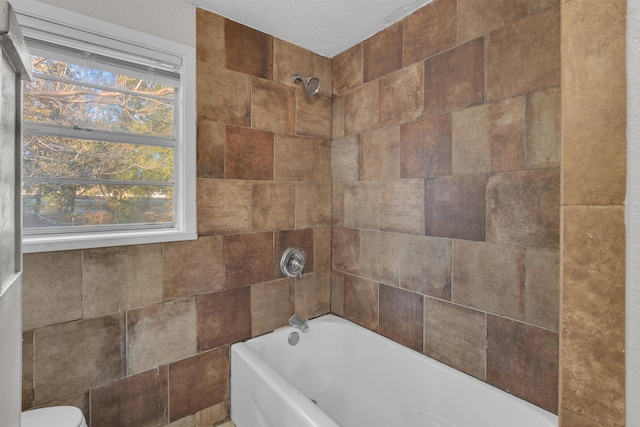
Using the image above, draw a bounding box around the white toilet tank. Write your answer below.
[21,406,87,427]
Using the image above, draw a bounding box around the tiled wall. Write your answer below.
[559,1,627,426]
[20,9,332,426]
[330,0,561,414]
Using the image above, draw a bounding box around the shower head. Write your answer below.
[291,73,321,96]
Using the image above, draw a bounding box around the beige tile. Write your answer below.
[400,235,451,300]
[562,206,625,425]
[197,120,225,179]
[403,0,457,64]
[168,415,195,427]
[127,298,196,375]
[379,62,424,127]
[562,1,626,205]
[453,240,525,319]
[379,179,425,235]
[22,331,33,410]
[83,244,162,318]
[331,272,345,316]
[296,91,332,139]
[331,227,360,275]
[295,271,331,319]
[275,134,314,182]
[360,230,401,287]
[361,126,400,180]
[197,179,252,235]
[295,183,331,228]
[196,9,224,67]
[252,182,295,231]
[251,279,294,336]
[313,227,332,271]
[425,298,486,380]
[343,181,379,230]
[343,275,378,331]
[533,0,559,12]
[196,401,230,427]
[332,182,345,227]
[22,251,82,330]
[379,285,423,351]
[332,95,345,139]
[486,7,560,101]
[333,44,363,96]
[458,0,531,43]
[252,78,295,134]
[344,81,379,135]
[313,54,333,98]
[33,314,125,404]
[224,232,274,288]
[197,287,251,351]
[163,236,224,300]
[527,87,560,169]
[560,409,604,427]
[197,62,250,126]
[314,139,332,184]
[526,248,559,331]
[332,135,360,183]
[400,114,452,178]
[273,39,314,90]
[225,20,273,79]
[486,169,560,248]
[363,22,403,82]
[226,125,274,181]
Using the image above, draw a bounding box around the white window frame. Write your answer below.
[14,0,197,253]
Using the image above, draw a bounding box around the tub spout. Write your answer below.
[289,314,309,333]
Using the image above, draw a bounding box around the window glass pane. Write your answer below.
[23,184,173,228]
[25,57,174,137]
[23,134,174,182]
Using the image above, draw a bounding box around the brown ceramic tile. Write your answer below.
[169,348,229,422]
[343,275,378,331]
[196,9,225,67]
[251,278,294,336]
[333,44,363,96]
[313,54,333,98]
[252,78,295,134]
[196,62,250,126]
[560,409,604,427]
[403,0,457,64]
[163,236,224,300]
[197,287,251,351]
[486,169,560,248]
[295,271,331,319]
[400,235,451,300]
[275,229,314,278]
[22,251,82,330]
[526,87,560,169]
[380,62,424,126]
[252,182,296,231]
[197,120,225,179]
[274,134,314,182]
[487,315,559,413]
[224,232,274,289]
[344,81,379,135]
[379,179,425,235]
[526,248,559,331]
[127,299,196,375]
[33,314,125,404]
[295,183,331,228]
[314,227,332,271]
[452,96,525,174]
[225,20,272,79]
[33,391,90,425]
[331,227,360,275]
[458,0,531,43]
[424,174,487,241]
[332,182,346,227]
[22,331,33,410]
[533,0,559,12]
[332,135,360,183]
[296,91,332,139]
[424,38,484,117]
[273,39,314,89]
[379,285,423,351]
[562,206,625,425]
[487,7,560,101]
[331,272,345,316]
[360,231,401,287]
[197,179,252,235]
[400,114,452,178]
[194,401,230,427]
[360,126,400,180]
[168,416,195,427]
[343,181,379,230]
[83,244,162,318]
[363,22,403,82]
[314,139,332,184]
[562,1,626,206]
[91,367,168,427]
[332,95,345,139]
[225,125,274,180]
[453,240,525,319]
[425,298,486,379]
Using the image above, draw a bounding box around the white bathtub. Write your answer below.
[230,314,558,427]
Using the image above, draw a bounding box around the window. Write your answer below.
[15,1,196,252]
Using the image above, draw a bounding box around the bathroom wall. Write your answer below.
[330,0,561,414]
[559,1,627,426]
[20,4,332,427]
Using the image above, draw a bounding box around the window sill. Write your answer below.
[22,228,197,253]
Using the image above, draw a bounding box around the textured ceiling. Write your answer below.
[183,0,433,58]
